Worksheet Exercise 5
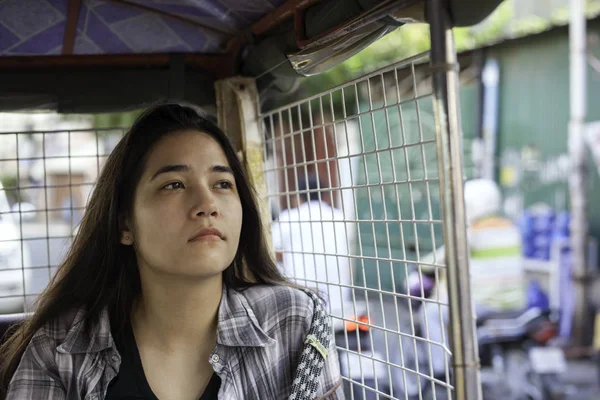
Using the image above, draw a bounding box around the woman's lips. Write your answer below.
[190,234,222,242]
[188,227,224,242]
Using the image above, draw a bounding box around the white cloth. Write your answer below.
[272,201,352,328]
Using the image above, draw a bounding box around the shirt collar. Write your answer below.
[216,285,276,348]
[55,285,275,355]
[56,307,114,354]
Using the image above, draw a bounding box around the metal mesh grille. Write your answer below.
[0,127,126,312]
[262,53,453,399]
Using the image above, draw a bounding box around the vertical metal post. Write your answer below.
[427,1,481,399]
[481,59,500,181]
[569,0,589,347]
[215,77,273,256]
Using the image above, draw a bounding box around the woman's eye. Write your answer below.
[216,181,233,190]
[163,182,185,190]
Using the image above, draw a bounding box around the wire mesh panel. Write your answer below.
[0,127,126,313]
[262,53,453,400]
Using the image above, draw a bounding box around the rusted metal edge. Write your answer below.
[0,53,234,76]
[62,0,82,55]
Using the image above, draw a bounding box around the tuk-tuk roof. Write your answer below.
[0,0,502,114]
[0,0,286,57]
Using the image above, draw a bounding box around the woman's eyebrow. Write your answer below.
[211,165,234,175]
[149,164,233,181]
[150,164,191,181]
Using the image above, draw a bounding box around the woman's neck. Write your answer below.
[131,272,223,352]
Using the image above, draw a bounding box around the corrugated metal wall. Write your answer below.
[491,19,600,242]
[355,72,480,291]
[357,18,600,289]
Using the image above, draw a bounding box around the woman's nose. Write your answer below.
[190,188,219,217]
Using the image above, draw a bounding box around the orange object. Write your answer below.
[345,315,370,332]
[532,321,558,345]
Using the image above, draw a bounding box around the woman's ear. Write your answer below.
[121,230,133,246]
[120,217,134,246]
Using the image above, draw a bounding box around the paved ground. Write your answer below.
[562,359,599,400]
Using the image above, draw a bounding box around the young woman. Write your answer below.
[0,104,344,400]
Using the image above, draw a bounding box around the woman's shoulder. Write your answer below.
[29,308,82,343]
[12,308,85,377]
[237,284,316,307]
[31,307,109,354]
[234,284,319,327]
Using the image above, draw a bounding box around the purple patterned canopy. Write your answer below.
[0,0,287,56]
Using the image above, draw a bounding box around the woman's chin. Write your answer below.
[173,262,228,279]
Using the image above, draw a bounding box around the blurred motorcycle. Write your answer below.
[478,306,566,399]
[407,270,567,399]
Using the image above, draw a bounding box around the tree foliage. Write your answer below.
[299,0,600,98]
[92,110,142,130]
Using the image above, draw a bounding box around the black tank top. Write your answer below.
[105,320,221,399]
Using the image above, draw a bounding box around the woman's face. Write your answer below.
[122,130,243,279]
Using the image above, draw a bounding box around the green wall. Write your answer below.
[354,81,480,291]
[355,19,600,291]
[491,21,600,242]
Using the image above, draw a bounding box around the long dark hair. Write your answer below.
[0,104,287,395]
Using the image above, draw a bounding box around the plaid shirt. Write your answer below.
[7,285,344,399]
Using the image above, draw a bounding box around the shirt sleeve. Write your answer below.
[6,335,66,400]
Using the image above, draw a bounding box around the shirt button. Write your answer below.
[211,354,220,363]
[111,355,119,363]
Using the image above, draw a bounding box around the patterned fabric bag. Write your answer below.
[288,288,332,400]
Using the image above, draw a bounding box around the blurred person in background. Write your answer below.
[272,175,354,332]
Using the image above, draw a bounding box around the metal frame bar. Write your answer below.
[427,1,480,399]
[62,0,82,55]
[215,77,274,261]
[0,53,232,74]
[569,0,590,347]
